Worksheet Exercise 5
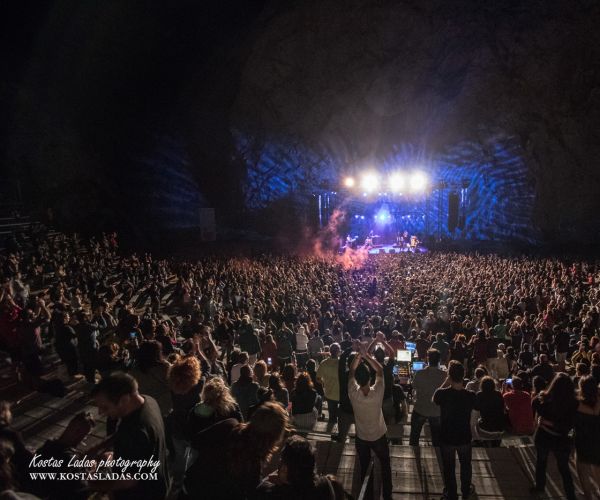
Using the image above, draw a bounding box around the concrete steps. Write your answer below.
[3,377,585,499]
[288,441,581,499]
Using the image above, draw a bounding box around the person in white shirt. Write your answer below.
[348,344,392,500]
[465,366,487,393]
[295,325,309,368]
[409,348,446,446]
[307,330,324,360]
[230,351,249,384]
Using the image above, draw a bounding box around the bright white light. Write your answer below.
[389,173,405,192]
[409,171,428,192]
[360,172,380,193]
[375,208,392,225]
[343,177,355,188]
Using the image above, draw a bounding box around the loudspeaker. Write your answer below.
[448,192,459,232]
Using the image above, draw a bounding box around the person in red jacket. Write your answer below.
[502,376,534,435]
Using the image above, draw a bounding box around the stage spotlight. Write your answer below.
[360,172,380,193]
[375,208,392,225]
[409,171,428,192]
[343,177,355,188]
[389,173,405,192]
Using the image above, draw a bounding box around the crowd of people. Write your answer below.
[0,230,599,499]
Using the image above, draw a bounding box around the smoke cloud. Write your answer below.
[310,208,369,270]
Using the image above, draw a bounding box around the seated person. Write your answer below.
[474,376,505,445]
[502,377,534,435]
[231,365,261,421]
[290,373,322,430]
[187,377,243,436]
[256,435,349,499]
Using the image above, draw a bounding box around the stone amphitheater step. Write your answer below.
[305,405,534,449]
[4,383,583,499]
[286,440,581,499]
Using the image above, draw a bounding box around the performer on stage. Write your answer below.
[344,234,357,250]
[395,232,404,247]
[410,235,420,251]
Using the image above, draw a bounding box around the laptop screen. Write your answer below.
[396,349,411,362]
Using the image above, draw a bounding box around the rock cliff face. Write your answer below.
[4,0,599,243]
[230,0,600,243]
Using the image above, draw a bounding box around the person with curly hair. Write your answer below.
[187,377,243,435]
[166,356,203,489]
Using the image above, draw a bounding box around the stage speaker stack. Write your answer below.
[448,192,459,232]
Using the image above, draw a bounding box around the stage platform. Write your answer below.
[367,244,428,255]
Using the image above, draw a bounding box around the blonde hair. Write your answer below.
[201,377,238,416]
[254,360,268,384]
[168,356,201,394]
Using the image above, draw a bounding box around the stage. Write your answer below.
[366,244,428,254]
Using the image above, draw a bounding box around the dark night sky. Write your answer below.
[2,0,600,244]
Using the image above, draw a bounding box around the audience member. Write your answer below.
[434,361,476,500]
[290,372,321,430]
[409,348,445,446]
[530,373,578,500]
[348,345,392,500]
[317,343,341,425]
[502,376,534,435]
[2,231,600,500]
[574,376,600,500]
[231,365,261,420]
[184,402,289,500]
[256,435,348,499]
[91,372,170,500]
